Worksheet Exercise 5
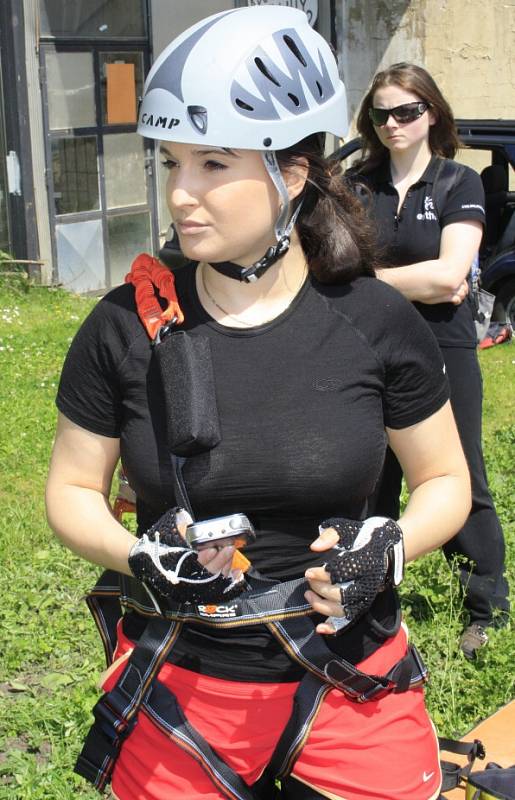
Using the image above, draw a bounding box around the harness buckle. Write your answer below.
[473,739,486,760]
[323,645,426,703]
[405,643,428,684]
[323,659,390,702]
[91,691,134,744]
[91,661,146,743]
[74,691,140,791]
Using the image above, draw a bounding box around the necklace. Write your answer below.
[200,262,307,327]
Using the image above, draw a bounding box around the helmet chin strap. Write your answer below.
[209,151,302,283]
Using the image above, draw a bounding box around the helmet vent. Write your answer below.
[235,98,254,112]
[283,35,307,67]
[255,57,280,86]
[229,24,339,124]
[188,105,208,134]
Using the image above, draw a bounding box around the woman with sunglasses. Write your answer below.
[46,16,472,800]
[351,62,509,660]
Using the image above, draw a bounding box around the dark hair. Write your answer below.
[354,62,462,173]
[276,134,379,283]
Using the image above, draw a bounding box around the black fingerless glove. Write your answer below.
[321,516,404,631]
[128,507,247,605]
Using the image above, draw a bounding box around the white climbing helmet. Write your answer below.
[137,5,348,151]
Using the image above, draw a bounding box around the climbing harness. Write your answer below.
[76,569,427,797]
[74,253,429,798]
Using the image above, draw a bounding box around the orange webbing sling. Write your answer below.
[125,252,184,340]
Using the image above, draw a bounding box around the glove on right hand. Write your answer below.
[321,516,404,632]
[128,507,247,605]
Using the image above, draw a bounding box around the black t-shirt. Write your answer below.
[354,156,486,348]
[57,265,448,680]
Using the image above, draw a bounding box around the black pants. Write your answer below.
[371,346,509,626]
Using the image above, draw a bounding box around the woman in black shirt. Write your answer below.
[352,62,509,660]
[46,13,470,800]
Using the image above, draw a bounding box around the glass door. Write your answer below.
[0,54,11,253]
[41,44,156,292]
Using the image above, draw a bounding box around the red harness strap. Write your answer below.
[125,252,184,340]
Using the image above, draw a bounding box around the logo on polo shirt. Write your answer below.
[417,195,437,222]
[462,203,485,212]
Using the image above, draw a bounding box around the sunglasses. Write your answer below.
[368,101,430,127]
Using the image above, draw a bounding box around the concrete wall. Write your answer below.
[340,0,515,135]
[424,0,515,120]
[150,0,234,60]
[339,0,418,126]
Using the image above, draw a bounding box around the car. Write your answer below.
[457,120,515,326]
[330,120,515,326]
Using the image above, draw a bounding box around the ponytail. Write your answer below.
[276,135,379,283]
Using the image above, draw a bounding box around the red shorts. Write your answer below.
[105,624,441,800]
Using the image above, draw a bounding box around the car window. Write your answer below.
[343,152,362,171]
[506,145,515,190]
[455,148,492,177]
[456,148,515,192]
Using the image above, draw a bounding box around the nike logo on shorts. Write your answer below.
[422,771,435,782]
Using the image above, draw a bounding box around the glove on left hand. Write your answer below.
[321,516,404,632]
[128,507,247,605]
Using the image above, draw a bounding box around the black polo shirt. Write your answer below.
[356,155,486,348]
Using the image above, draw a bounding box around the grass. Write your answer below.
[400,343,514,736]
[0,276,513,798]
